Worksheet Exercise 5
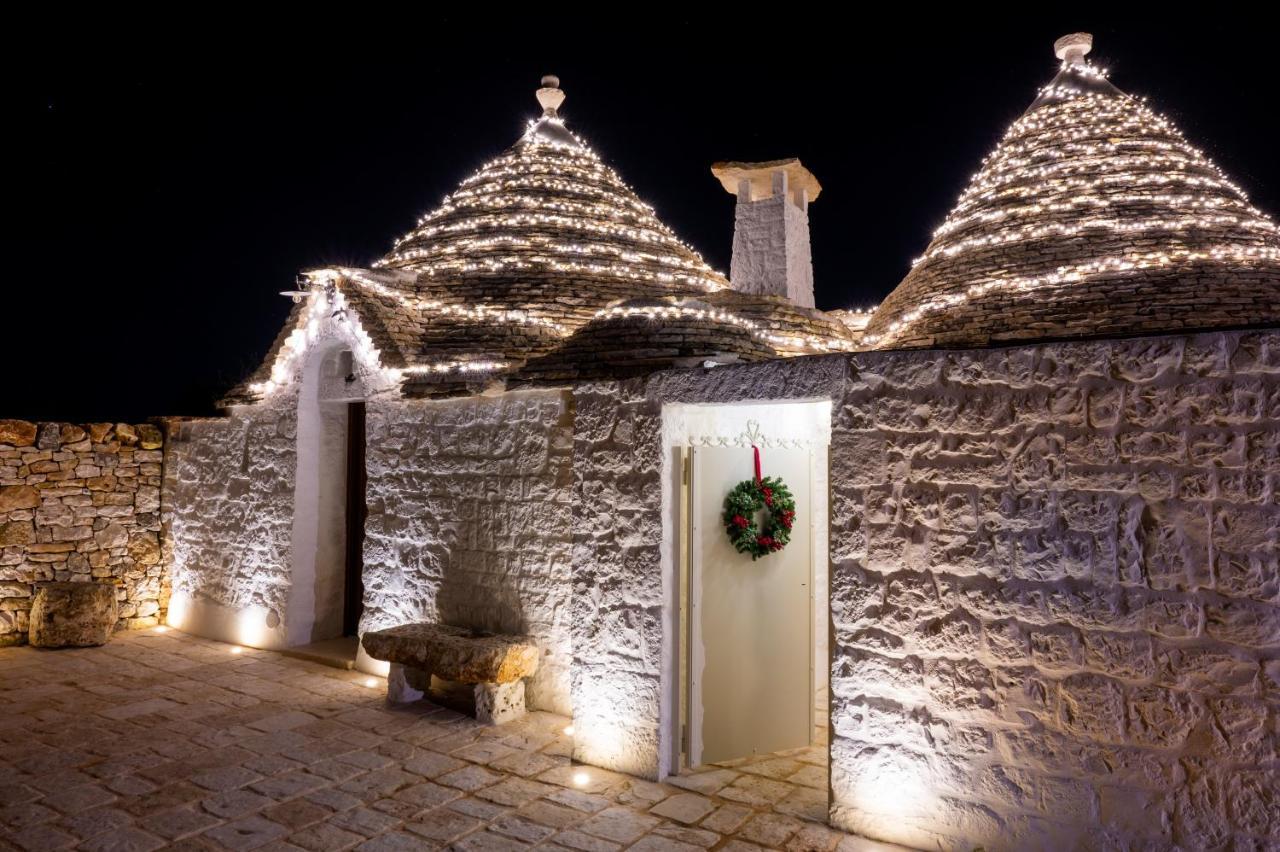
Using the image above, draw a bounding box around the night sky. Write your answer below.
[14,20,1279,421]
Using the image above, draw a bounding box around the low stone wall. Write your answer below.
[0,420,164,644]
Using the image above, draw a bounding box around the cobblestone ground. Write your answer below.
[0,630,906,851]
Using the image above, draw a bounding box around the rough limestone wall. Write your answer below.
[571,358,847,779]
[829,329,1280,850]
[1,420,164,643]
[161,402,297,647]
[571,378,665,776]
[362,390,574,714]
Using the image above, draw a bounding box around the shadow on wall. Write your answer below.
[435,511,528,639]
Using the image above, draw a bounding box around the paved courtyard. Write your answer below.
[0,629,903,851]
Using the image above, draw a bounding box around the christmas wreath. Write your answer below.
[722,448,797,560]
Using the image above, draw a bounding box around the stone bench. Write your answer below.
[360,623,539,724]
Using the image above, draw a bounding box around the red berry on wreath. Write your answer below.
[722,474,795,560]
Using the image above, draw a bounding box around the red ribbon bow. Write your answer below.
[753,445,761,484]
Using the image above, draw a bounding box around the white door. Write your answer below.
[689,445,813,766]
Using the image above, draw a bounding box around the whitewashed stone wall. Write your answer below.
[1,421,164,643]
[829,330,1280,850]
[362,390,574,714]
[571,330,1277,848]
[162,403,298,647]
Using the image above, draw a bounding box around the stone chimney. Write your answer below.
[711,159,821,308]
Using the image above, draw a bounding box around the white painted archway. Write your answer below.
[287,339,369,647]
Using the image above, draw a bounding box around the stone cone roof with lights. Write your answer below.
[863,33,1280,350]
[224,76,857,404]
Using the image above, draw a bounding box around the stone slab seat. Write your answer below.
[360,623,539,724]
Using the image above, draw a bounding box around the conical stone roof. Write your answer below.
[224,77,858,404]
[375,85,727,292]
[864,33,1280,349]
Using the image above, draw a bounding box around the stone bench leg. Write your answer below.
[387,663,426,704]
[475,680,525,725]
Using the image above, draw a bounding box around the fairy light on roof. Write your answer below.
[226,75,864,403]
[374,76,729,292]
[865,32,1280,348]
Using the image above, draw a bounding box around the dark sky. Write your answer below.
[13,19,1279,421]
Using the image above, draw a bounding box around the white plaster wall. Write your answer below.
[361,389,574,712]
[162,402,298,648]
[288,342,354,646]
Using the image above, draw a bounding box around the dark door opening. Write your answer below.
[343,401,367,636]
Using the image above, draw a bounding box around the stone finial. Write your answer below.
[536,75,565,117]
[1054,32,1093,63]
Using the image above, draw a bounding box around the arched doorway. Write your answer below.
[287,341,368,657]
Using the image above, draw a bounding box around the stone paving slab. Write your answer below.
[0,629,912,851]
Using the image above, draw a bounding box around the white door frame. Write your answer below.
[662,400,832,775]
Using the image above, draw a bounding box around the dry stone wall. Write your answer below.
[0,420,164,644]
[161,404,297,646]
[362,390,574,714]
[829,329,1280,850]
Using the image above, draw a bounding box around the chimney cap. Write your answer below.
[1054,32,1093,62]
[710,158,822,202]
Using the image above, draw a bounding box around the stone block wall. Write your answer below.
[363,390,574,714]
[571,378,666,776]
[0,420,164,644]
[161,406,297,647]
[829,330,1280,849]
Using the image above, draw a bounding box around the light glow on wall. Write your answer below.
[235,605,272,648]
[835,747,939,848]
[571,677,635,773]
[165,591,190,630]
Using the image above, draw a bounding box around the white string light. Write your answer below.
[374,125,729,292]
[870,59,1279,347]
[864,243,1280,348]
[247,285,393,398]
[239,90,864,398]
[592,303,857,354]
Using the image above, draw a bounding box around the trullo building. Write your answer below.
[3,32,1275,851]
